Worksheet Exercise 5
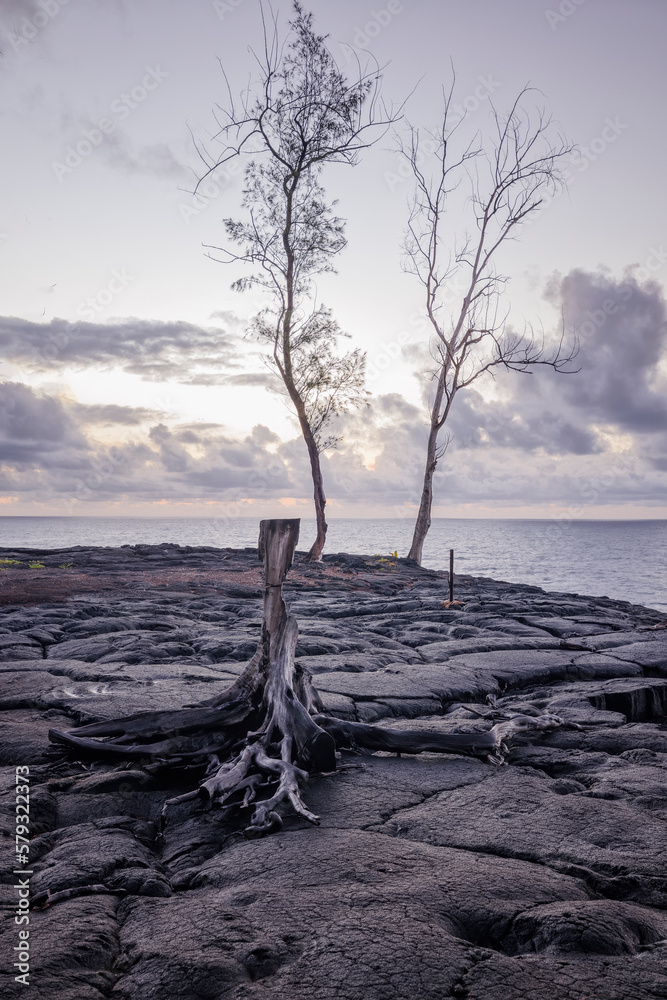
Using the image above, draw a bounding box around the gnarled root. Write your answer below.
[194,645,335,834]
[181,737,321,836]
[247,747,320,833]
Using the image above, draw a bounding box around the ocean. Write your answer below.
[0,516,665,613]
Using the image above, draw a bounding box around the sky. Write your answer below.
[0,0,666,521]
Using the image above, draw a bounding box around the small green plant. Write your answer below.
[59,563,73,569]
[28,561,45,569]
[0,558,21,566]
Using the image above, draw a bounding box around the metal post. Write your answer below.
[449,548,454,603]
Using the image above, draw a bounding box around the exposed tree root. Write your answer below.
[315,712,565,765]
[49,519,567,838]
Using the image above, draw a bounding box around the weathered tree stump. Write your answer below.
[49,518,567,836]
[196,519,336,832]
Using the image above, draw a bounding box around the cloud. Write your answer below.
[0,382,102,502]
[649,454,667,473]
[72,403,163,425]
[423,269,667,505]
[220,372,278,388]
[0,381,88,460]
[0,315,245,383]
[443,389,603,456]
[90,130,189,181]
[174,371,277,388]
[2,270,666,512]
[0,381,299,504]
[255,373,663,511]
[546,269,667,433]
[402,269,667,465]
[1,377,665,511]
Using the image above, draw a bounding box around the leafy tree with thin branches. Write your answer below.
[198,2,393,559]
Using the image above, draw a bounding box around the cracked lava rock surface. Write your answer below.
[1,542,667,999]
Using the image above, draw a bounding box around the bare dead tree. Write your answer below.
[402,84,578,564]
[49,518,568,839]
[197,2,393,560]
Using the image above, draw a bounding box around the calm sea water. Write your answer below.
[0,517,665,613]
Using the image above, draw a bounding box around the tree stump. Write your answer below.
[49,518,567,837]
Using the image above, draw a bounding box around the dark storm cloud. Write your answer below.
[0,381,87,459]
[445,390,602,456]
[91,421,296,499]
[547,269,667,432]
[181,424,293,493]
[0,316,243,382]
[408,270,667,464]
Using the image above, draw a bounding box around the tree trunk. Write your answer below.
[294,407,327,562]
[306,444,327,562]
[407,420,440,564]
